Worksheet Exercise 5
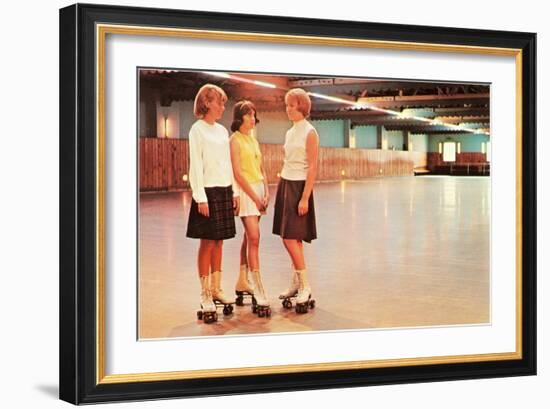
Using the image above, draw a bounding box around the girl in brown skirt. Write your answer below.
[273,88,319,313]
[186,84,240,323]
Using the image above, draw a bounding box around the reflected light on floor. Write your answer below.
[340,180,346,203]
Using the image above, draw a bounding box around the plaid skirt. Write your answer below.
[272,178,317,243]
[186,186,236,240]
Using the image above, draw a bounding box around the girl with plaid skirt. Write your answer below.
[273,88,319,314]
[186,84,240,323]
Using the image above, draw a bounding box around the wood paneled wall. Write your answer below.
[140,138,189,191]
[140,138,427,192]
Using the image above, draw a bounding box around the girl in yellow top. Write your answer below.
[229,100,271,317]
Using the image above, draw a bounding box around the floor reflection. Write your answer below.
[139,176,491,339]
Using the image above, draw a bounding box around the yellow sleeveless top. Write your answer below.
[231,131,264,184]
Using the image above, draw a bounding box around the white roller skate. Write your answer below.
[210,270,234,317]
[279,270,300,310]
[197,275,217,324]
[250,270,271,318]
[235,264,256,307]
[295,269,315,314]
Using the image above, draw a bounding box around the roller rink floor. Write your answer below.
[138,176,490,339]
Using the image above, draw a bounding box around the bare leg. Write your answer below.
[282,239,305,270]
[239,221,248,267]
[209,240,234,304]
[198,239,216,277]
[210,240,223,273]
[242,216,261,271]
[236,220,253,295]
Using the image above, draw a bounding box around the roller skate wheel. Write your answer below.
[309,300,315,309]
[197,311,203,320]
[282,299,292,309]
[223,306,231,316]
[296,304,308,314]
[266,308,272,318]
[252,304,258,314]
[258,309,265,318]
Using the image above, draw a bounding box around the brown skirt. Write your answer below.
[186,186,236,240]
[272,178,317,243]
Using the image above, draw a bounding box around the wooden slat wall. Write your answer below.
[139,138,428,192]
[140,138,189,191]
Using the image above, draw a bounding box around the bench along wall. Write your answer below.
[425,133,491,175]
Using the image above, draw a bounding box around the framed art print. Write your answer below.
[59,3,536,404]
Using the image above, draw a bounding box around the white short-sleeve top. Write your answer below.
[188,119,237,203]
[281,119,315,181]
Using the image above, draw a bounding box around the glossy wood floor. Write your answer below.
[139,176,490,339]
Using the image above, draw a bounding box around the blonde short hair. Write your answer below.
[193,84,228,118]
[285,88,311,118]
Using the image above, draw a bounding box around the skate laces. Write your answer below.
[296,271,310,299]
[245,268,253,286]
[202,288,213,299]
[282,274,299,296]
[297,271,305,291]
[201,289,215,310]
[291,272,300,289]
[252,270,266,297]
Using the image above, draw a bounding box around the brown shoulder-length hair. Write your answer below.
[193,83,228,118]
[285,88,311,118]
[231,100,260,132]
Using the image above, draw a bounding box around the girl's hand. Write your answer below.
[261,194,269,215]
[198,202,209,217]
[298,198,309,216]
[254,197,265,213]
[233,197,240,216]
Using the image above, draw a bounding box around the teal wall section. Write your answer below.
[355,125,378,149]
[410,133,429,152]
[428,134,490,152]
[383,129,405,150]
[311,119,345,147]
[257,115,349,147]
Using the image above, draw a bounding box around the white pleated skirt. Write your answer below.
[237,181,266,217]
